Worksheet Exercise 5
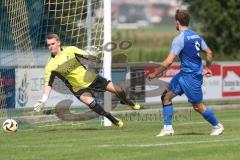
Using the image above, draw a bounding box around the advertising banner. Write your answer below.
[0,67,15,109]
[15,68,129,108]
[222,66,240,97]
[15,68,44,108]
[15,68,82,108]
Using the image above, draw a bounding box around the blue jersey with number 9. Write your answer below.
[170,29,208,75]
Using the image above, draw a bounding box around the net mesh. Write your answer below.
[41,0,103,50]
[0,0,104,122]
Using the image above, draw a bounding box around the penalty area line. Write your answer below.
[19,122,85,132]
[97,138,240,148]
[36,122,85,128]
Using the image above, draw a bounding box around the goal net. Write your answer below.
[0,0,108,125]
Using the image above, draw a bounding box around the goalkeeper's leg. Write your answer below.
[106,82,140,110]
[79,92,123,127]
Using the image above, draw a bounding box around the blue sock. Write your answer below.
[162,104,173,125]
[201,107,219,126]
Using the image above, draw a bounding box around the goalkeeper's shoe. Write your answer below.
[210,123,224,136]
[33,101,45,112]
[156,128,174,137]
[120,100,141,110]
[131,103,141,110]
[112,118,124,128]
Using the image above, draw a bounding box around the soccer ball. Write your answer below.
[2,119,18,132]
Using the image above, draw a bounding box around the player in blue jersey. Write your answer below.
[147,9,224,136]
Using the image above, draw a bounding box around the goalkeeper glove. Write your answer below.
[33,94,48,112]
[33,101,45,112]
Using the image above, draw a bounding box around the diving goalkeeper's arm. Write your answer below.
[75,48,102,63]
[33,85,51,112]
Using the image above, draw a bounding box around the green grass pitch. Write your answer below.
[0,108,240,160]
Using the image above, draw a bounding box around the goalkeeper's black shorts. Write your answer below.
[74,75,111,98]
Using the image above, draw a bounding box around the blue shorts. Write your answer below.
[169,72,203,104]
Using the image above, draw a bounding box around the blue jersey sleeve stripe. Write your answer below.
[201,39,208,50]
[170,33,184,55]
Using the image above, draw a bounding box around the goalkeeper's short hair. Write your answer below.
[45,33,60,42]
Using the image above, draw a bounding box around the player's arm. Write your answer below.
[203,47,213,77]
[204,47,213,68]
[34,66,53,112]
[147,35,182,80]
[201,39,213,77]
[74,47,101,62]
[147,53,177,79]
[42,85,52,101]
[33,85,52,112]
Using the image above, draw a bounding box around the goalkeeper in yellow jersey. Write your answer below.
[33,33,140,127]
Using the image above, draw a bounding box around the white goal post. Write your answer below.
[0,0,112,125]
[103,0,112,126]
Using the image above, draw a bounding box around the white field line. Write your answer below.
[98,138,240,148]
[1,144,74,148]
[178,118,240,126]
[2,138,240,149]
[141,118,240,126]
[20,122,85,132]
[36,122,85,128]
[32,118,240,128]
[20,118,240,132]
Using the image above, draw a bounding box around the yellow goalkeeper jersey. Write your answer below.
[45,46,97,92]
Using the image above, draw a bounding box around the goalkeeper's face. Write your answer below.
[46,38,61,55]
